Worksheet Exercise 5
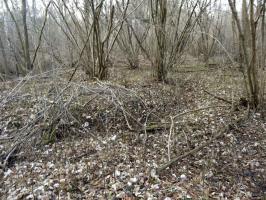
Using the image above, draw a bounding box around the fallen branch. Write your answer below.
[142,105,231,132]
[3,145,18,168]
[157,123,230,173]
[203,89,232,104]
[172,105,230,119]
[167,116,175,161]
[0,136,14,141]
[175,69,215,73]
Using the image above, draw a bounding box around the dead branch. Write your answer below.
[172,105,231,119]
[203,89,233,104]
[157,123,230,173]
[167,116,175,161]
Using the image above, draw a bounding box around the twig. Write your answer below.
[0,136,14,141]
[96,79,144,130]
[3,145,18,168]
[142,110,153,163]
[0,72,32,107]
[106,85,134,130]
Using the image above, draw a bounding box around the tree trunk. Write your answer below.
[249,0,259,106]
[22,0,32,70]
[242,0,251,47]
[151,0,168,82]
[261,0,266,69]
[0,21,9,77]
[228,0,261,107]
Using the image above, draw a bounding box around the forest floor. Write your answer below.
[0,62,266,199]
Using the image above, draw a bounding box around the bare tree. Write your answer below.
[116,1,150,69]
[228,0,264,107]
[88,0,129,80]
[196,1,223,65]
[148,0,209,82]
[4,0,27,74]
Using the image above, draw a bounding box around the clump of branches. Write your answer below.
[0,70,150,168]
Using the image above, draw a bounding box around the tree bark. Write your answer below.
[151,0,168,82]
[22,0,32,70]
[228,0,261,107]
[249,0,259,106]
[0,22,9,76]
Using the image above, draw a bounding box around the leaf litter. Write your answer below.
[0,69,265,199]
